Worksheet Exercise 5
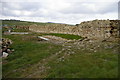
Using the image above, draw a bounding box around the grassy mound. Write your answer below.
[41,33,82,40]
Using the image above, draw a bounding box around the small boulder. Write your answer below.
[2,52,9,58]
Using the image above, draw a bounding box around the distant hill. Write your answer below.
[1,19,70,26]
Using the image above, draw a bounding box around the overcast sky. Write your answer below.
[0,0,119,24]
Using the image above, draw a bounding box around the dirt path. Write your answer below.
[24,41,74,78]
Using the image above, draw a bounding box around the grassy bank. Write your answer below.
[41,33,82,40]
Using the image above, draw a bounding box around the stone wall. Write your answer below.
[29,20,119,40]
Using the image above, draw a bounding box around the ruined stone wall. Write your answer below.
[29,20,119,40]
[109,20,119,37]
[76,20,112,39]
[29,24,79,35]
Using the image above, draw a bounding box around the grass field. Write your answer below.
[2,34,62,78]
[2,34,118,78]
[41,33,82,40]
[46,49,118,78]
[1,20,63,26]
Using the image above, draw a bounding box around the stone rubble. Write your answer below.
[0,38,14,58]
[2,52,9,58]
[55,36,119,62]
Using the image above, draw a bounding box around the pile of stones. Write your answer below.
[63,37,119,54]
[0,38,14,58]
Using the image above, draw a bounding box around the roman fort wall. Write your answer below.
[28,20,119,40]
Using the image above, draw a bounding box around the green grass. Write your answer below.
[2,34,118,78]
[2,33,118,78]
[46,49,118,78]
[2,34,62,78]
[41,33,82,40]
[1,20,63,26]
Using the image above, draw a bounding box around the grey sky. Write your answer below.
[0,0,119,24]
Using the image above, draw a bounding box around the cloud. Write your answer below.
[1,0,119,2]
[60,2,118,14]
[0,0,119,24]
